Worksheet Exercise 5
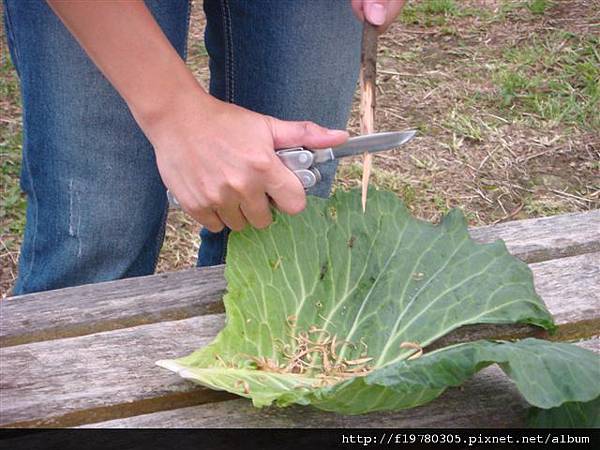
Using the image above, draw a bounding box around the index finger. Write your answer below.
[264,157,307,216]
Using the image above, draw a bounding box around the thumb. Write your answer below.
[268,118,348,149]
[364,1,387,26]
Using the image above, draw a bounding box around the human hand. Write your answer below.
[142,91,348,233]
[350,0,406,33]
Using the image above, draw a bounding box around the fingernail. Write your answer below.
[327,129,348,136]
[366,3,386,26]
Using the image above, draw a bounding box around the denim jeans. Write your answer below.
[4,0,361,295]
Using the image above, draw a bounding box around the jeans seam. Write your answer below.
[17,135,38,290]
[151,200,169,272]
[220,0,235,103]
[218,0,234,264]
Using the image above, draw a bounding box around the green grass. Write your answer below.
[442,110,492,142]
[498,0,553,19]
[527,0,551,15]
[523,195,569,217]
[0,127,25,237]
[336,163,417,207]
[0,56,25,239]
[400,0,459,27]
[190,41,208,58]
[0,53,19,100]
[400,0,504,26]
[413,0,458,16]
[494,33,600,129]
[399,0,554,28]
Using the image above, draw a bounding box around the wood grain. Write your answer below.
[82,337,599,428]
[359,23,378,212]
[469,209,600,263]
[3,210,598,348]
[0,315,229,427]
[0,265,226,347]
[1,253,598,428]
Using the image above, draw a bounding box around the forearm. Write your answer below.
[46,1,346,231]
[47,0,207,127]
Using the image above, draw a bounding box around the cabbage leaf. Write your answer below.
[157,189,599,424]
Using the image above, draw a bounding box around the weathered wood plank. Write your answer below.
[469,209,600,263]
[3,211,599,347]
[1,253,598,428]
[83,338,600,428]
[85,368,532,428]
[0,315,228,427]
[0,266,226,347]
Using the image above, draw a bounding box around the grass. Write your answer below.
[523,195,570,217]
[400,0,460,26]
[0,54,24,293]
[527,0,551,15]
[0,129,25,235]
[336,163,418,209]
[497,0,554,19]
[335,162,467,220]
[495,33,600,129]
[0,56,24,241]
[442,110,491,142]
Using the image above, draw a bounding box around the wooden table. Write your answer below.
[1,210,599,428]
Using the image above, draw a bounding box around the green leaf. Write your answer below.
[157,189,598,419]
[323,338,599,415]
[527,396,600,428]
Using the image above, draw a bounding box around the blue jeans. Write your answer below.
[4,0,361,295]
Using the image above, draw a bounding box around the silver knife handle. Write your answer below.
[167,190,180,208]
[276,148,322,188]
[276,148,314,171]
[294,168,321,189]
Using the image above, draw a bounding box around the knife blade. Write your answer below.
[315,130,417,162]
[277,130,417,169]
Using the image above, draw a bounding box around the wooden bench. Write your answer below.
[1,210,598,428]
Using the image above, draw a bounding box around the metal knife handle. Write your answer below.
[276,148,314,171]
[167,190,180,208]
[294,168,321,189]
[275,148,322,188]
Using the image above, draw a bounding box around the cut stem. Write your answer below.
[359,23,378,212]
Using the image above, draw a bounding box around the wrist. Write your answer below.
[126,57,213,136]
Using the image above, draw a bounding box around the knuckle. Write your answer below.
[250,154,273,173]
[204,192,224,210]
[185,201,205,217]
[302,121,321,135]
[228,176,251,195]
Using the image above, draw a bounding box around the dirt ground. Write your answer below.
[1,0,598,297]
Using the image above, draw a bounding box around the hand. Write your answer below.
[350,0,406,33]
[43,1,350,234]
[142,90,349,233]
